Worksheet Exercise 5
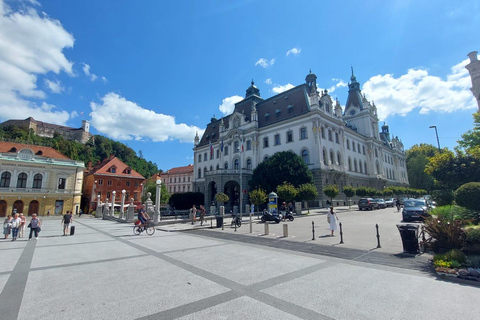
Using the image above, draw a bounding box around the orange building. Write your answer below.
[82,155,145,213]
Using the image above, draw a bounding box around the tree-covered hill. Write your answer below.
[0,125,160,178]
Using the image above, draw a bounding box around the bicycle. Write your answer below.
[231,214,242,227]
[133,220,156,236]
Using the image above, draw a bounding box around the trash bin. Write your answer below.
[216,216,223,228]
[397,224,420,254]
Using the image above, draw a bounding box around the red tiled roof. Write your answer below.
[165,164,193,174]
[87,156,144,179]
[0,142,70,160]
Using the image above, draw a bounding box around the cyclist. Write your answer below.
[395,198,401,212]
[137,204,150,230]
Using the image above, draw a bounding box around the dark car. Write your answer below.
[374,199,387,209]
[358,198,378,210]
[402,199,431,222]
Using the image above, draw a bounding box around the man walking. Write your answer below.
[62,210,73,236]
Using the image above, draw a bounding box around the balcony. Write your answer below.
[205,169,253,176]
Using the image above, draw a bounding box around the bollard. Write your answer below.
[376,223,382,248]
[339,222,344,244]
[312,221,315,240]
[264,222,269,235]
[249,213,252,234]
[234,217,237,232]
[283,224,288,237]
[220,206,225,231]
[210,216,213,229]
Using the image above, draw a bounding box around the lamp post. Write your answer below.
[111,191,116,216]
[429,125,441,151]
[154,179,161,222]
[119,189,126,219]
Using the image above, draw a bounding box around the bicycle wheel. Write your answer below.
[236,219,242,227]
[133,226,141,235]
[146,226,156,235]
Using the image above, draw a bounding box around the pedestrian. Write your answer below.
[11,213,21,241]
[62,210,73,236]
[28,213,42,240]
[199,205,205,226]
[192,204,197,222]
[327,206,338,236]
[47,210,50,216]
[3,214,12,239]
[19,213,26,238]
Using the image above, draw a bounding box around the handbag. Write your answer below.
[27,222,32,228]
[37,226,41,233]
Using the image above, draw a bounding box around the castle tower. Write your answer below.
[465,51,480,112]
[82,120,90,133]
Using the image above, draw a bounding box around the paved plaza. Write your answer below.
[1,209,480,320]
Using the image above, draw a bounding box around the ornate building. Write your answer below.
[0,142,84,216]
[193,70,408,211]
[159,164,194,194]
[466,51,480,112]
[0,117,92,144]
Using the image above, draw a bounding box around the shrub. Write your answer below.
[466,228,480,245]
[467,255,480,268]
[455,182,480,211]
[444,249,467,264]
[424,216,466,252]
[431,189,454,206]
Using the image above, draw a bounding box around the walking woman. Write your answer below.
[199,205,205,226]
[28,213,42,240]
[192,204,197,222]
[327,206,339,236]
[11,213,21,241]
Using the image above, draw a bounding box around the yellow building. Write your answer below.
[0,142,84,216]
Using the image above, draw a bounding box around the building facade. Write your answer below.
[0,142,84,216]
[193,70,408,211]
[82,155,145,213]
[466,51,480,113]
[0,117,92,144]
[160,164,194,194]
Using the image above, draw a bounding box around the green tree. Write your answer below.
[383,188,394,197]
[248,151,313,192]
[297,183,318,213]
[457,112,480,153]
[343,186,356,208]
[215,193,229,206]
[249,188,267,213]
[455,182,480,212]
[355,186,367,198]
[323,184,339,206]
[276,182,298,204]
[406,144,437,191]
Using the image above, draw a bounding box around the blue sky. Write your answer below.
[0,0,478,172]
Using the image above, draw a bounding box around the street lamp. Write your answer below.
[154,179,161,222]
[111,191,116,216]
[429,125,441,151]
[120,189,126,219]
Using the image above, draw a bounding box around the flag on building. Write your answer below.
[220,139,224,152]
[241,139,244,152]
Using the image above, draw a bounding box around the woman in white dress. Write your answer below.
[327,206,338,236]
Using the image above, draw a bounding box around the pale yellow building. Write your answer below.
[0,142,84,216]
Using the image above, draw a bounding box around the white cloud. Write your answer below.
[265,78,272,85]
[90,92,203,143]
[219,95,243,115]
[101,76,108,83]
[0,0,74,124]
[44,79,64,93]
[320,78,348,94]
[286,48,301,56]
[255,57,275,68]
[272,83,295,94]
[362,57,476,120]
[82,62,98,81]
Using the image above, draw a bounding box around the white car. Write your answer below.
[385,198,395,207]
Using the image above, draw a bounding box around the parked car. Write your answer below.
[399,197,408,205]
[374,198,387,209]
[385,198,395,207]
[402,199,432,222]
[358,198,378,210]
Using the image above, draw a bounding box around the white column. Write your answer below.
[119,190,126,219]
[110,191,116,216]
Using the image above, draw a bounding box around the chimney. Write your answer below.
[468,51,478,63]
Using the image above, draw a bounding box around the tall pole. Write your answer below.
[154,179,161,223]
[120,190,126,219]
[429,125,440,151]
[111,191,116,216]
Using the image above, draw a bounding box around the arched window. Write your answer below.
[337,152,342,165]
[302,149,309,164]
[224,162,229,169]
[354,159,358,172]
[17,173,27,188]
[348,157,352,171]
[330,150,334,165]
[33,173,42,189]
[323,149,327,165]
[28,200,39,216]
[234,159,239,170]
[216,164,220,170]
[198,168,201,179]
[0,172,11,188]
[247,159,252,170]
[210,165,213,171]
[203,167,207,176]
[234,141,239,152]
[263,156,269,162]
[359,161,363,173]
